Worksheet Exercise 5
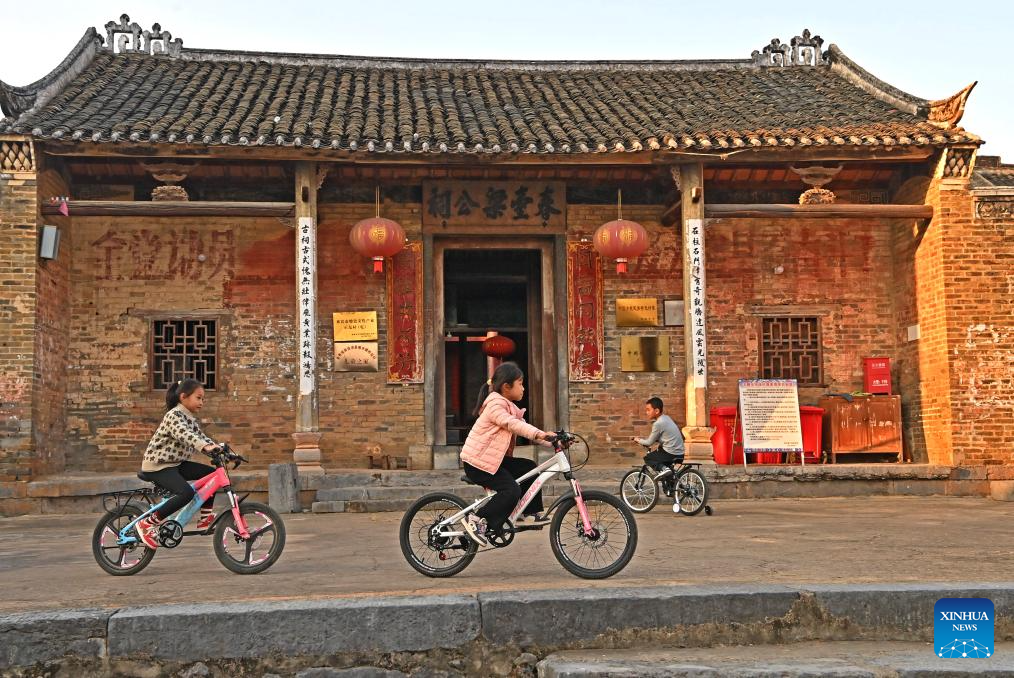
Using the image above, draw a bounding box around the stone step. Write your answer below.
[537,642,1014,677]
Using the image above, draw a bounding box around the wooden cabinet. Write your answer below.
[818,395,903,463]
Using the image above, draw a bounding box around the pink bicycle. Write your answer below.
[400,431,638,579]
[92,445,285,576]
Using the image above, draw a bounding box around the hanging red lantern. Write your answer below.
[349,187,406,273]
[592,190,648,273]
[482,335,516,360]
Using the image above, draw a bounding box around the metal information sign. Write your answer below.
[332,311,378,342]
[737,378,804,467]
[616,298,659,327]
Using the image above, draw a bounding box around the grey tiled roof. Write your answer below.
[0,28,977,155]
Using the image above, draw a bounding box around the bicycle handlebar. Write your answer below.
[205,443,248,469]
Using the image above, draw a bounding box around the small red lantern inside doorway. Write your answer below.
[349,188,406,273]
[592,190,648,273]
[482,334,516,361]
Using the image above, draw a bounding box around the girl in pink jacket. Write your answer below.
[459,361,553,545]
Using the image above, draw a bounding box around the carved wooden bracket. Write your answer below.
[791,164,842,204]
[140,161,199,201]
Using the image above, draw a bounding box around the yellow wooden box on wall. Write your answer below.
[616,298,659,327]
[333,311,378,342]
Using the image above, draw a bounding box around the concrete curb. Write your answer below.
[2,583,1013,668]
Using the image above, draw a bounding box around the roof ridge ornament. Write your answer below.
[103,14,182,57]
[753,29,827,67]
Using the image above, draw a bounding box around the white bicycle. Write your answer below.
[399,431,638,580]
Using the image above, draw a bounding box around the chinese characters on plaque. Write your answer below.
[297,217,316,396]
[620,336,670,372]
[332,311,379,372]
[567,242,604,381]
[423,181,566,229]
[687,218,708,381]
[616,298,659,327]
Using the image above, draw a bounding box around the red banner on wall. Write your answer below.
[387,241,424,383]
[567,241,604,381]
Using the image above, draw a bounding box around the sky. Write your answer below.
[1,0,1011,159]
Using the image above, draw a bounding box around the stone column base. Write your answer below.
[408,445,434,471]
[292,431,324,475]
[683,426,716,465]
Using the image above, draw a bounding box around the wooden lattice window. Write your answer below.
[151,319,218,390]
[759,316,823,385]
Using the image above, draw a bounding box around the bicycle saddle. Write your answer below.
[460,475,491,489]
[136,471,156,483]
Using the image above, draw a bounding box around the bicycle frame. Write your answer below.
[433,450,594,538]
[116,466,250,545]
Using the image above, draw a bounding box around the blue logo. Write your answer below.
[934,598,994,658]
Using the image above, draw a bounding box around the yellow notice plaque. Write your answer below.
[334,342,379,372]
[616,298,659,327]
[620,336,671,372]
[332,312,378,342]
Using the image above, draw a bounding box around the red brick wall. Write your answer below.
[567,204,685,464]
[0,164,37,479]
[32,164,71,474]
[939,183,1013,466]
[705,217,899,405]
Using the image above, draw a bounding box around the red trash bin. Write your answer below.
[709,406,739,465]
[799,406,824,464]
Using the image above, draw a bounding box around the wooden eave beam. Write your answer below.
[704,203,933,219]
[40,200,294,217]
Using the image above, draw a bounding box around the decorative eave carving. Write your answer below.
[928,81,977,129]
[140,161,198,200]
[752,29,827,67]
[791,164,842,204]
[103,14,182,57]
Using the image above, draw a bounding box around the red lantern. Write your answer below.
[593,218,648,273]
[482,335,516,360]
[349,217,405,273]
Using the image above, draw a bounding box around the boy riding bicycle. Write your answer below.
[630,397,685,468]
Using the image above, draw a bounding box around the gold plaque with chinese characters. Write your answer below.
[334,342,379,372]
[616,298,659,327]
[332,311,378,342]
[620,336,670,372]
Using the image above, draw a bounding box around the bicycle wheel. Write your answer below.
[92,503,156,576]
[619,469,658,513]
[400,492,478,578]
[213,502,286,574]
[675,468,709,516]
[550,490,638,579]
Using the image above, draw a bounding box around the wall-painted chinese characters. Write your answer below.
[687,218,708,380]
[297,217,316,396]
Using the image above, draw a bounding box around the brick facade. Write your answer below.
[3,155,1011,475]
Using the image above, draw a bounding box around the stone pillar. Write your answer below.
[676,163,714,463]
[292,162,323,473]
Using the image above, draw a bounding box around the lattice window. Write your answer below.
[759,316,823,385]
[151,319,218,390]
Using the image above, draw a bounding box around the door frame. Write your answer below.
[424,235,569,446]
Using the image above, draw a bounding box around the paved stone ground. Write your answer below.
[538,642,1014,677]
[1,496,1013,613]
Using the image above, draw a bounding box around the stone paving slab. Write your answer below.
[538,641,1014,677]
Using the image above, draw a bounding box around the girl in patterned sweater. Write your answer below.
[135,378,221,549]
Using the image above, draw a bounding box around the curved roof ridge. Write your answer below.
[180,47,756,72]
[0,27,102,119]
[825,44,928,117]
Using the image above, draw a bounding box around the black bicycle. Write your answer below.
[619,446,711,515]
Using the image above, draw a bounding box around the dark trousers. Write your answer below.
[463,456,544,528]
[148,461,217,520]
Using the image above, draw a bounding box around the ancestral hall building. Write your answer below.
[0,16,1011,483]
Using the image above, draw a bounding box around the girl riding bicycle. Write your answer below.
[134,378,221,549]
[459,361,555,546]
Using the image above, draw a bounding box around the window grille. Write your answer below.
[151,319,218,390]
[759,316,822,385]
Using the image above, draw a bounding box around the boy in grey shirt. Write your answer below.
[631,397,685,465]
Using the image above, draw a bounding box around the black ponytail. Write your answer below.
[472,361,524,416]
[166,377,203,411]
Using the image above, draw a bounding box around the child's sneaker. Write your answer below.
[518,512,551,527]
[134,516,161,549]
[195,510,215,531]
[460,515,488,546]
